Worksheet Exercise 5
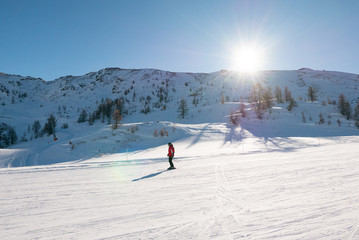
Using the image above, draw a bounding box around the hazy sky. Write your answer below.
[1,0,359,80]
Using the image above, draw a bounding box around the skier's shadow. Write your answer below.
[132,170,167,182]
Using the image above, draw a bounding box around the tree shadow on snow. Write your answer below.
[222,116,359,153]
[132,170,167,182]
[225,123,245,143]
[188,123,211,147]
[239,117,358,139]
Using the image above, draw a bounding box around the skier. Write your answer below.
[167,142,175,170]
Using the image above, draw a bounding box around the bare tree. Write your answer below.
[287,97,297,111]
[275,86,283,103]
[229,110,239,125]
[284,86,291,102]
[112,109,122,130]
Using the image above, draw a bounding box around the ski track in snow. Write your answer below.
[1,138,359,239]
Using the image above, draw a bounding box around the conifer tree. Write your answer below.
[318,113,325,125]
[105,99,113,122]
[0,123,18,148]
[338,93,346,115]
[42,114,56,136]
[177,98,189,119]
[354,100,359,122]
[308,86,318,102]
[9,127,17,144]
[32,120,41,139]
[338,93,351,120]
[77,110,88,123]
[88,114,95,126]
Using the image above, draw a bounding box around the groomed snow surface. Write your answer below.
[1,122,359,239]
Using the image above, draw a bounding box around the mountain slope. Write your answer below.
[0,68,359,167]
[1,68,359,239]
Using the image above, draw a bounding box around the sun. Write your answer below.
[231,43,265,73]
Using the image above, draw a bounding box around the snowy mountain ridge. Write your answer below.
[1,67,358,123]
[1,67,359,167]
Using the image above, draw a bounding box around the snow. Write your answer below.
[1,68,359,239]
[1,133,359,239]
[1,68,359,167]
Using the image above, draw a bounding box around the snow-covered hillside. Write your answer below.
[1,68,359,239]
[0,68,359,167]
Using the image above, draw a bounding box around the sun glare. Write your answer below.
[231,43,265,73]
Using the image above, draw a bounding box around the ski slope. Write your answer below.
[1,68,359,239]
[1,125,359,239]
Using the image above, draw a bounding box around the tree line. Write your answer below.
[0,123,17,148]
[229,82,359,128]
[77,98,125,129]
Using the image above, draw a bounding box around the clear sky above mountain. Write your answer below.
[1,0,359,80]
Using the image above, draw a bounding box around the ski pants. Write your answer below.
[169,156,174,168]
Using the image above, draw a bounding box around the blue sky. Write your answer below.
[1,0,359,80]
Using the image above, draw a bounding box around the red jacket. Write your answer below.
[168,145,175,157]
